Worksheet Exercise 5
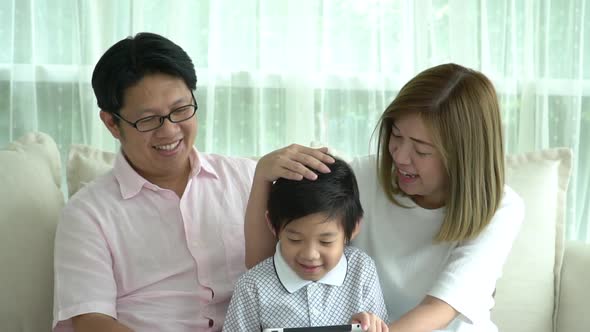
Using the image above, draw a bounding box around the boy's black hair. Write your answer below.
[267,157,363,243]
[91,32,196,117]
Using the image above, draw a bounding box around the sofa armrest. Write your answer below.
[556,241,590,332]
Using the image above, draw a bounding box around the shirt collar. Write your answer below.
[273,241,348,294]
[189,148,219,179]
[113,147,219,199]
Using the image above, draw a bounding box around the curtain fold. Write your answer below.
[0,0,588,241]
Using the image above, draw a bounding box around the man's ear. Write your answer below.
[350,218,362,241]
[265,211,277,238]
[100,111,122,140]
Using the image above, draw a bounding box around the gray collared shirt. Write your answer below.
[222,246,388,331]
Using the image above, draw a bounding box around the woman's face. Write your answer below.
[388,113,448,209]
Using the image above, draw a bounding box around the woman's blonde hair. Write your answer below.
[376,63,505,242]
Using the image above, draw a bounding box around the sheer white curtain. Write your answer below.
[1,0,588,240]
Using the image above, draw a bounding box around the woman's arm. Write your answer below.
[354,187,524,331]
[244,144,334,268]
[73,313,134,332]
[389,296,457,331]
[244,170,276,268]
[352,296,456,332]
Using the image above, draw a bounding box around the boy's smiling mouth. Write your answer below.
[298,262,322,274]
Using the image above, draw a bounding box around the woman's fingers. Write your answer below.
[291,150,333,175]
[279,157,317,180]
[257,144,335,182]
[351,312,387,332]
[351,312,371,331]
[294,145,335,164]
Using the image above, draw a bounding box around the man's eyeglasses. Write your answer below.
[111,93,198,132]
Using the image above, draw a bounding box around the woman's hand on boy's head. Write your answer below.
[255,144,335,182]
[352,312,389,332]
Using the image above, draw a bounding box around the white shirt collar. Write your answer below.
[273,241,348,294]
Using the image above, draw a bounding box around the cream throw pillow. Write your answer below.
[67,144,116,197]
[492,148,572,332]
[0,132,64,332]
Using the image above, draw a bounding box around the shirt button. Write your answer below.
[311,308,320,316]
[208,319,214,327]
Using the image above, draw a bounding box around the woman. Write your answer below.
[245,63,524,332]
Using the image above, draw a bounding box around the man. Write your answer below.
[53,32,255,332]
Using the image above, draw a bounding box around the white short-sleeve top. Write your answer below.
[351,155,524,332]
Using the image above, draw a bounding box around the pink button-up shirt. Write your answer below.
[53,148,256,332]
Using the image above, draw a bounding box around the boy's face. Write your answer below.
[278,212,348,281]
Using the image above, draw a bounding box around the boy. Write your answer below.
[223,158,388,331]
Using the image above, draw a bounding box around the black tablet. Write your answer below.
[262,324,363,332]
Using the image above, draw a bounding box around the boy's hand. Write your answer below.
[352,312,389,332]
[255,144,335,182]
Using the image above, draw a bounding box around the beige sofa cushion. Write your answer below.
[492,148,572,332]
[0,132,64,332]
[67,144,115,197]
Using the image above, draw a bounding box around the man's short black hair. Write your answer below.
[267,157,363,243]
[91,32,196,115]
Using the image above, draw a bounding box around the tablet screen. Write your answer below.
[262,323,362,332]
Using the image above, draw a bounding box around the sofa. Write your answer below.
[0,131,589,332]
